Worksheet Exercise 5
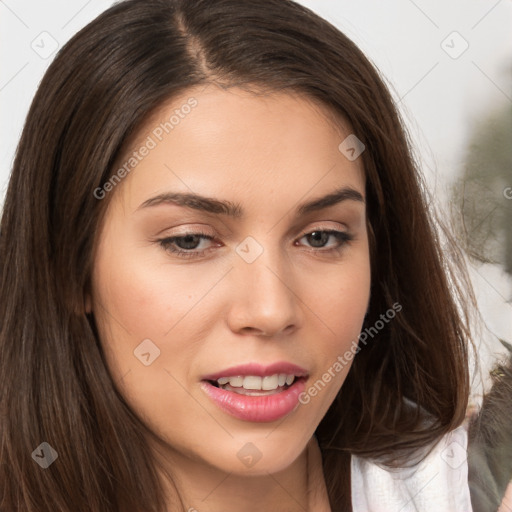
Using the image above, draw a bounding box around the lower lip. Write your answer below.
[200,378,307,423]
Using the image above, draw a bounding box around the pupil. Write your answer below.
[308,231,328,248]
[177,235,201,250]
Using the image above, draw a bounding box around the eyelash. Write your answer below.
[157,228,354,259]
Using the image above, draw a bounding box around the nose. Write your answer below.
[226,248,303,338]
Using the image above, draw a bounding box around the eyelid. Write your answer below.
[155,223,217,237]
[297,222,348,236]
[157,221,348,243]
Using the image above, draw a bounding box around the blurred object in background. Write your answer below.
[468,340,512,512]
[452,98,512,281]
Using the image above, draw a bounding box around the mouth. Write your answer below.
[200,362,309,422]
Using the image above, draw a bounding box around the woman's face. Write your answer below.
[89,84,370,476]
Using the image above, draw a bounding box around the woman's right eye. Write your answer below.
[158,233,218,259]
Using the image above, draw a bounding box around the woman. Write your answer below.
[0,0,475,510]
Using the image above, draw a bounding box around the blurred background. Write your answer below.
[1,0,511,402]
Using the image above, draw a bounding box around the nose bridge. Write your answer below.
[227,235,301,335]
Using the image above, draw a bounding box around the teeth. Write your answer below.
[243,376,262,390]
[228,376,243,387]
[215,373,297,391]
[262,375,279,390]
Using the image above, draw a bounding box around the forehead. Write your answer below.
[111,84,365,213]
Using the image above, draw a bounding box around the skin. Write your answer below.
[87,84,371,511]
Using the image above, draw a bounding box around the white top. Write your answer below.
[351,425,473,512]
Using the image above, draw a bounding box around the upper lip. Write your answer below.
[202,362,309,381]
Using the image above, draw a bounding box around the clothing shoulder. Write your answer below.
[351,425,473,512]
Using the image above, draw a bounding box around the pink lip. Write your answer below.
[201,361,309,381]
[200,377,307,422]
[200,361,309,422]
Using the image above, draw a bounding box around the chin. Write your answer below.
[204,431,311,476]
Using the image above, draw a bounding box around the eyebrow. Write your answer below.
[136,186,364,217]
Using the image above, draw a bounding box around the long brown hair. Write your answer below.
[0,0,474,510]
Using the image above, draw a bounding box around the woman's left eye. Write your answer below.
[158,229,353,259]
[297,229,353,250]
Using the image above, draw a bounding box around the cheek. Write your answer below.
[331,271,370,345]
[90,232,233,397]
[310,256,370,343]
[92,242,224,340]
[302,255,370,402]
[89,245,213,420]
